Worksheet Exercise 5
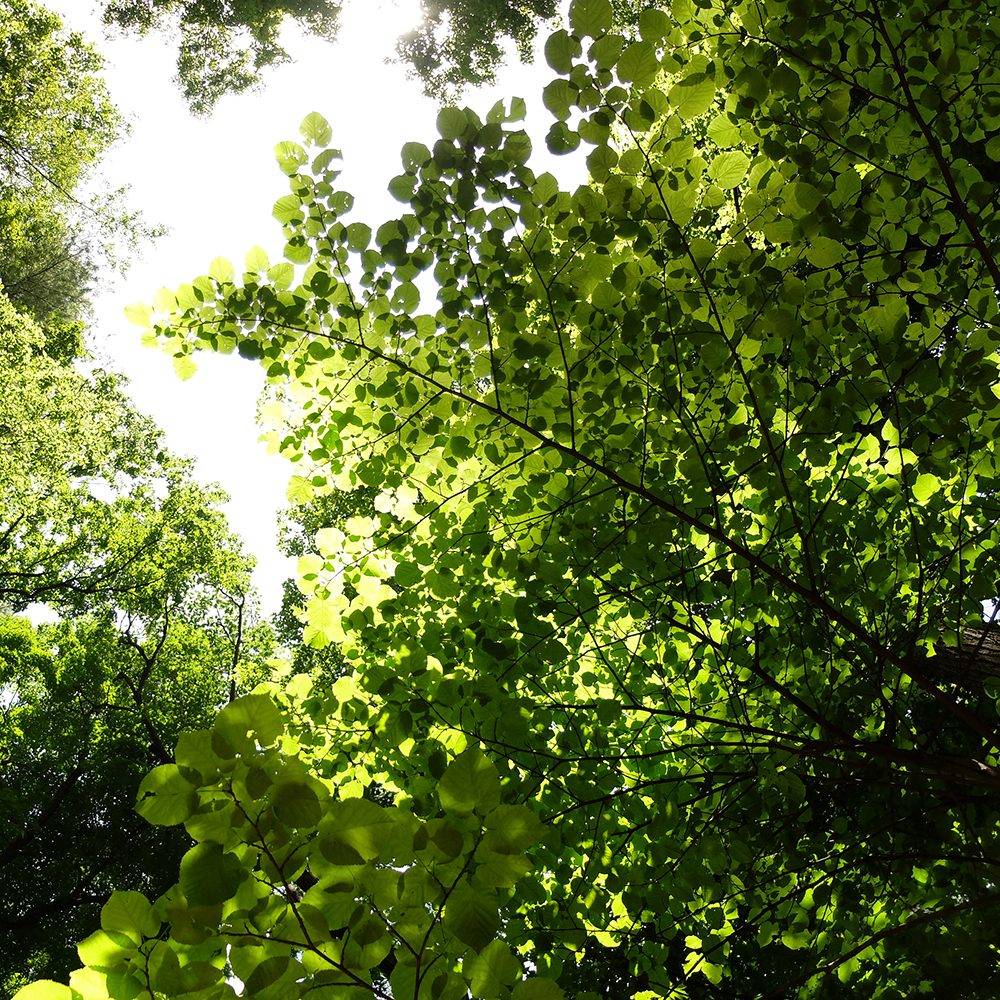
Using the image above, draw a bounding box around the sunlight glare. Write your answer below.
[339,0,426,53]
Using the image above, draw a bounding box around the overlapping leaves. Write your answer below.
[102,1,1000,996]
[18,692,553,1000]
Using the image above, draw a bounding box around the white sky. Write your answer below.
[43,0,586,619]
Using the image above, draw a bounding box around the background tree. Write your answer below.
[395,0,644,99]
[394,0,559,100]
[23,0,1000,998]
[101,0,341,117]
[0,292,274,994]
[100,0,644,113]
[0,0,160,320]
[272,486,376,676]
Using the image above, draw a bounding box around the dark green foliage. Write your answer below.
[273,487,376,675]
[0,293,273,992]
[0,0,160,321]
[102,0,341,116]
[21,0,1000,998]
[395,0,559,99]
[394,0,650,99]
[0,617,195,991]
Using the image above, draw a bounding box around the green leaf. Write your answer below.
[392,281,420,313]
[101,891,160,943]
[179,842,244,907]
[912,473,940,502]
[77,928,136,968]
[238,338,264,360]
[512,980,565,1000]
[174,730,220,782]
[135,765,197,826]
[272,194,304,225]
[483,804,546,852]
[781,929,812,950]
[147,940,183,994]
[245,245,270,272]
[284,236,312,265]
[401,141,431,171]
[214,693,284,755]
[589,34,624,70]
[543,80,575,121]
[312,147,342,174]
[230,944,278,987]
[208,256,233,283]
[268,262,294,289]
[503,130,532,164]
[671,0,696,22]
[787,180,824,216]
[445,881,501,951]
[545,30,582,74]
[274,140,308,175]
[707,112,741,147]
[586,144,619,182]
[172,354,198,381]
[389,173,417,203]
[569,0,614,38]
[669,74,716,120]
[437,107,468,140]
[986,135,1000,161]
[466,940,522,998]
[124,301,152,327]
[439,747,501,816]
[487,97,527,123]
[805,236,845,267]
[734,64,769,102]
[299,111,333,147]
[286,475,314,504]
[270,779,322,828]
[475,853,533,887]
[71,966,143,1000]
[639,8,670,41]
[320,798,396,859]
[617,41,660,88]
[708,150,749,187]
[546,122,581,155]
[12,983,75,1000]
[346,222,372,250]
[534,172,560,204]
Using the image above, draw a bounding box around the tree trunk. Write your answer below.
[927,625,1000,689]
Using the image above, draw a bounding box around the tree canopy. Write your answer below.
[394,0,559,100]
[17,0,1000,998]
[100,0,634,113]
[101,0,342,117]
[0,293,273,995]
[0,0,160,320]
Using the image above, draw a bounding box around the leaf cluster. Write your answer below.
[101,0,341,117]
[0,0,161,320]
[82,0,1000,997]
[20,691,559,1000]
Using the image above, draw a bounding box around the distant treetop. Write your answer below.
[101,0,342,116]
[100,0,645,114]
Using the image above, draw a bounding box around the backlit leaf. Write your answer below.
[708,150,749,188]
[179,843,244,907]
[569,0,613,38]
[439,747,501,817]
[437,107,468,140]
[669,74,716,120]
[135,765,197,826]
[444,881,500,951]
[299,111,332,146]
